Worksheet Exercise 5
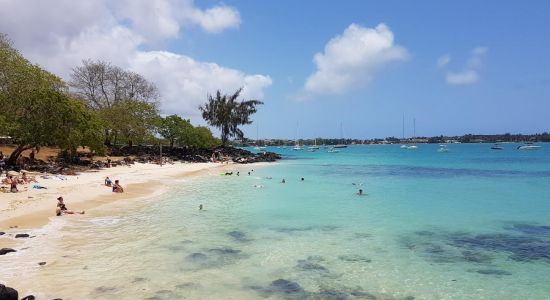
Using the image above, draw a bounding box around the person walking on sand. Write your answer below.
[112,180,124,193]
[56,197,85,216]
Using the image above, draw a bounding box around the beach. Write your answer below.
[2,144,550,299]
[0,161,249,295]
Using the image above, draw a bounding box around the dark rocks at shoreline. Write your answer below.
[21,295,35,300]
[0,248,16,255]
[0,284,18,300]
[109,145,281,164]
[0,232,5,235]
[14,233,29,238]
[38,261,47,266]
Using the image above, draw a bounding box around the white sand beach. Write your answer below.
[0,162,229,243]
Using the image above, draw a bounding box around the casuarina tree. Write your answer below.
[199,88,263,146]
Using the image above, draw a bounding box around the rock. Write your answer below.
[0,284,18,300]
[0,232,5,236]
[15,233,29,238]
[269,279,304,295]
[0,248,16,255]
[38,261,47,266]
[21,295,35,300]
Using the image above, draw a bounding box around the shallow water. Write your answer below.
[2,143,550,299]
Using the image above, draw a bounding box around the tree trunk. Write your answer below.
[6,144,31,166]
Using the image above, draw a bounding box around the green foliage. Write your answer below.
[157,115,220,149]
[0,33,104,163]
[99,101,159,146]
[199,88,263,145]
[187,126,221,149]
[158,114,193,148]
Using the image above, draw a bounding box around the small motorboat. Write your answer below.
[491,143,503,150]
[517,144,541,150]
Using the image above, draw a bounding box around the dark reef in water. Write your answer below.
[402,221,550,274]
[227,230,251,242]
[338,254,372,263]
[296,256,329,273]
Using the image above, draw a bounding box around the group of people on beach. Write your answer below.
[104,176,124,193]
[1,172,39,193]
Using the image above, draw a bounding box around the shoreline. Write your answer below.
[0,161,263,248]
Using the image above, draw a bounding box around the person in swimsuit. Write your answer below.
[56,197,85,216]
[112,180,124,193]
[105,177,112,186]
[8,176,18,193]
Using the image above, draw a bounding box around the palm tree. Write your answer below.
[199,88,263,146]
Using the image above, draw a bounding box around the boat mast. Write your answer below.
[402,113,405,140]
[413,118,416,139]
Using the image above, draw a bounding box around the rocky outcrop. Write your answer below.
[0,284,18,300]
[0,248,16,255]
[14,233,29,238]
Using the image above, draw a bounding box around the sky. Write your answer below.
[1,0,549,139]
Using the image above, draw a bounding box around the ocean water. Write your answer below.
[2,143,550,299]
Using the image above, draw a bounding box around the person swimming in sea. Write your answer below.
[357,189,364,196]
[301,177,304,181]
[281,179,286,183]
[105,176,112,186]
[199,204,203,211]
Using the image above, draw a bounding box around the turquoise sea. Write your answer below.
[3,143,550,299]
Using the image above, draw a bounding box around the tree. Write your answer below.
[69,59,159,109]
[69,59,160,145]
[99,101,159,147]
[199,88,263,145]
[0,33,105,164]
[158,115,193,149]
[187,126,221,148]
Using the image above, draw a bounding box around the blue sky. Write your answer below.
[1,0,549,139]
[176,0,550,139]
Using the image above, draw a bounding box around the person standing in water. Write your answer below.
[199,204,203,210]
[357,189,363,196]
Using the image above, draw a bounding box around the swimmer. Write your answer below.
[199,204,203,210]
[301,177,304,181]
[248,172,251,175]
[253,184,264,188]
[237,171,240,176]
[357,189,363,196]
[281,179,286,183]
[352,183,364,186]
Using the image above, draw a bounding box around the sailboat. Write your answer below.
[400,113,408,148]
[406,118,418,149]
[334,123,348,148]
[308,138,320,151]
[253,124,266,150]
[293,122,302,151]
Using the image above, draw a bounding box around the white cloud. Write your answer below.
[446,70,479,85]
[131,51,272,115]
[0,0,267,117]
[441,46,488,85]
[437,54,451,68]
[187,5,241,33]
[302,23,408,96]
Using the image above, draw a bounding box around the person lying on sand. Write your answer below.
[22,172,38,183]
[56,197,85,216]
[105,176,112,187]
[112,180,124,193]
